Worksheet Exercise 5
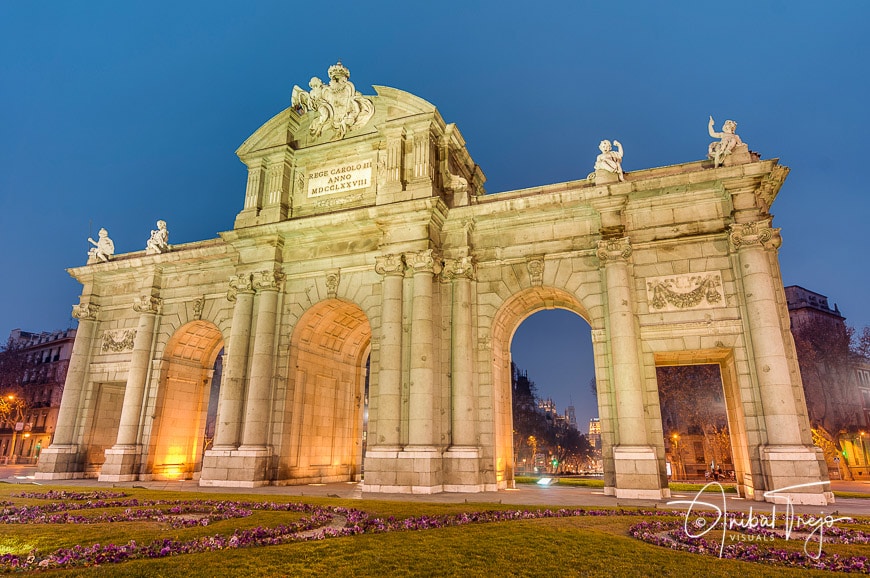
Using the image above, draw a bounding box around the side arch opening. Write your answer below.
[148,320,224,480]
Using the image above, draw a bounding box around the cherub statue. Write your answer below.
[87,228,115,263]
[707,116,743,168]
[594,139,625,182]
[145,220,170,255]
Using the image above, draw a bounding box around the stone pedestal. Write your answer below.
[722,143,753,166]
[610,446,670,500]
[98,446,142,482]
[34,445,83,480]
[443,447,483,492]
[363,447,444,494]
[593,169,620,185]
[199,447,271,488]
[760,445,833,505]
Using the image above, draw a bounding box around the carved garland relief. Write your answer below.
[101,329,136,353]
[646,272,725,312]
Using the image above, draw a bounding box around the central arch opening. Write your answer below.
[278,299,371,484]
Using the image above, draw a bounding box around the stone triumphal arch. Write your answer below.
[37,63,832,504]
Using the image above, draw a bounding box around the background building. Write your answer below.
[785,286,870,479]
[0,328,75,464]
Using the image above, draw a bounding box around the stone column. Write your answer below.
[373,254,405,450]
[35,301,99,479]
[729,220,830,505]
[240,270,284,449]
[405,249,441,448]
[444,257,476,447]
[597,238,664,499]
[53,302,99,445]
[212,274,255,449]
[442,256,481,492]
[100,295,160,481]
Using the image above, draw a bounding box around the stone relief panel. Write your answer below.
[646,272,725,312]
[101,329,136,353]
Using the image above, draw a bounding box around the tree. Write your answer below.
[657,364,733,474]
[853,326,870,359]
[791,315,865,480]
[0,339,27,395]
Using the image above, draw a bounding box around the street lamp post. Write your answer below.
[671,434,682,480]
[861,431,868,475]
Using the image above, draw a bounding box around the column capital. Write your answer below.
[227,273,254,302]
[252,269,286,292]
[133,295,162,314]
[404,249,442,275]
[729,219,781,252]
[596,237,632,265]
[375,253,405,276]
[441,256,475,281]
[72,301,100,320]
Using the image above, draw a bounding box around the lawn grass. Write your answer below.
[513,476,739,494]
[0,484,863,577]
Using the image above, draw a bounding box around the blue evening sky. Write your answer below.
[1,1,868,430]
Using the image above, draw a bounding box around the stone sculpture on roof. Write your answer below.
[86,228,114,264]
[291,61,375,140]
[592,139,625,183]
[145,220,170,255]
[707,116,745,168]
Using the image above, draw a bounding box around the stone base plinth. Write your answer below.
[363,446,443,494]
[611,446,670,500]
[198,447,272,488]
[34,445,85,480]
[593,169,621,184]
[759,445,833,505]
[98,446,142,482]
[443,446,483,492]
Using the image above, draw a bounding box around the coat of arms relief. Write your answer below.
[291,62,375,140]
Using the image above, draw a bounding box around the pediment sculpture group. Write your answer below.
[87,220,170,264]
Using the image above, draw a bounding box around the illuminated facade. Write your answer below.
[36,63,831,504]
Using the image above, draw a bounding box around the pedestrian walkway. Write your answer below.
[3,464,869,517]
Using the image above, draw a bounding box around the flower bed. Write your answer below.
[1,493,869,573]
